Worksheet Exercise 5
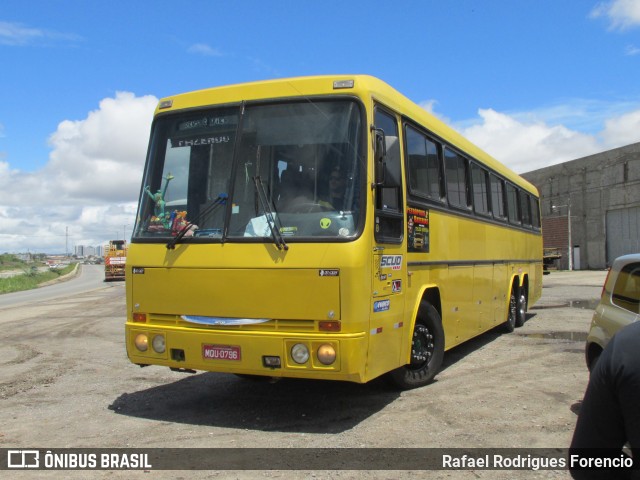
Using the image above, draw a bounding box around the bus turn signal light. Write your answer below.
[319,321,341,332]
[132,313,147,323]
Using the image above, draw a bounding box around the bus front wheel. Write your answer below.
[388,302,444,390]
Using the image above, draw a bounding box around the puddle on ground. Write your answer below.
[530,299,600,310]
[516,331,588,342]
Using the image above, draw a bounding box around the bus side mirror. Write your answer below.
[383,136,401,188]
[373,128,386,186]
[372,128,401,188]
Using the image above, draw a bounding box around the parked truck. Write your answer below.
[104,240,127,281]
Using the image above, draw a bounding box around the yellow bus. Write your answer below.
[126,75,542,389]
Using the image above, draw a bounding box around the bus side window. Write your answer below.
[490,173,507,221]
[471,163,490,216]
[373,107,403,244]
[506,183,521,225]
[520,190,532,227]
[531,196,541,229]
[444,147,470,210]
[405,124,444,203]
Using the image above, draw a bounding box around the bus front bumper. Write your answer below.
[125,324,368,383]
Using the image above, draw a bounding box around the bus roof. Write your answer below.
[155,75,538,196]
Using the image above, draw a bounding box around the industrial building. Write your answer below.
[523,142,640,270]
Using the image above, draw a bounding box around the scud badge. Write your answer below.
[380,255,403,270]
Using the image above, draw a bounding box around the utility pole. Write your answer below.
[66,226,69,258]
[552,200,572,271]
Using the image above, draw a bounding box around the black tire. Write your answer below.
[388,302,444,390]
[503,286,517,333]
[515,285,527,328]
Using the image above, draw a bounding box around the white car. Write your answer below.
[585,253,640,370]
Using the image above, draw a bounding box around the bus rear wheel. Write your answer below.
[503,286,517,333]
[388,302,444,390]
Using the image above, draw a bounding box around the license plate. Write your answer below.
[202,344,241,361]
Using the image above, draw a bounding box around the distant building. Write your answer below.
[523,142,640,270]
[74,245,103,258]
[15,253,33,263]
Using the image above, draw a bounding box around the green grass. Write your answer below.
[0,264,76,294]
[0,253,48,271]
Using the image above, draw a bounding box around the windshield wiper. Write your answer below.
[252,175,288,251]
[166,193,228,249]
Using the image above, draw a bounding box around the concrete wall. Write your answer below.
[522,142,640,270]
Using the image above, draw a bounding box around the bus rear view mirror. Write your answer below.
[373,128,387,187]
[383,135,401,188]
[373,128,386,164]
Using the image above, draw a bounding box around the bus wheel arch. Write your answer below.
[387,296,444,390]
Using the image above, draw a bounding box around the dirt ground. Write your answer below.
[0,267,608,479]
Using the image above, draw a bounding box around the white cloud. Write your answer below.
[625,43,640,55]
[459,109,602,173]
[601,109,640,146]
[0,20,81,46]
[0,92,157,253]
[46,92,157,203]
[187,43,223,57]
[440,102,640,173]
[0,20,43,46]
[591,0,640,30]
[418,100,452,125]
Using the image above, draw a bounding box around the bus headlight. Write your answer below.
[134,333,149,352]
[317,344,336,365]
[291,343,310,364]
[152,334,166,354]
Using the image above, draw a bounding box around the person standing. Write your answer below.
[569,320,640,479]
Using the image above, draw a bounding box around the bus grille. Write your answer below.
[147,314,316,332]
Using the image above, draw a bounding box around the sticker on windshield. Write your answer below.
[320,218,332,229]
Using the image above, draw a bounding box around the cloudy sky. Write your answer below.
[1,0,639,253]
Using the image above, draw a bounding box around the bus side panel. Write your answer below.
[493,262,509,324]
[444,265,474,345]
[473,263,495,331]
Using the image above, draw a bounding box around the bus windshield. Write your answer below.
[134,99,365,243]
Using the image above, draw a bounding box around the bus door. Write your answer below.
[367,106,407,378]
